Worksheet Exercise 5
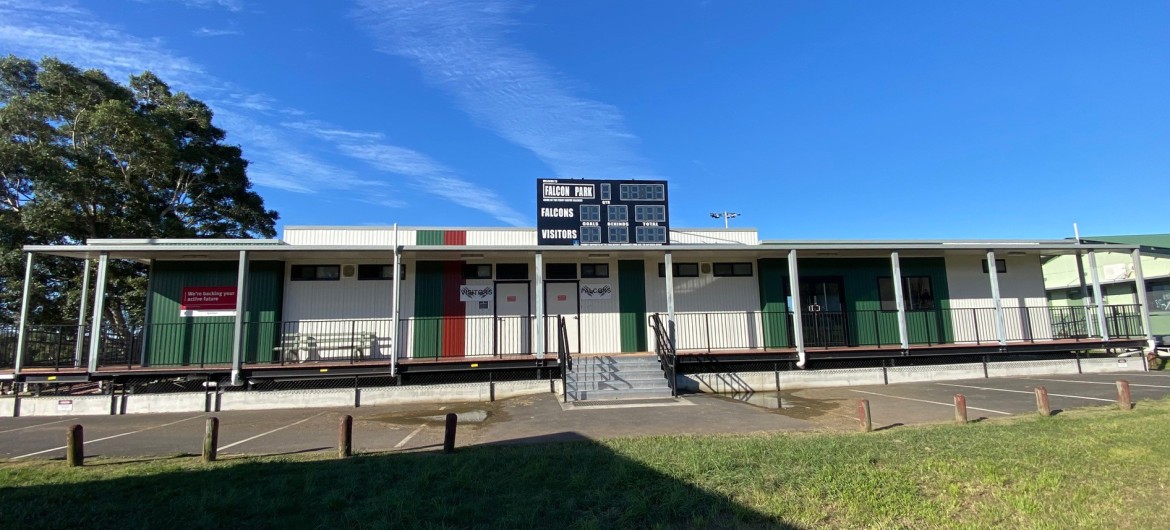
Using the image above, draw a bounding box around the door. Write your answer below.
[796,277,849,347]
[545,281,580,354]
[493,281,531,356]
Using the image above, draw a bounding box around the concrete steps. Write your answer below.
[566,355,673,402]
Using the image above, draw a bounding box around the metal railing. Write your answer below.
[557,315,571,403]
[650,314,678,397]
[669,305,1147,353]
[398,315,535,360]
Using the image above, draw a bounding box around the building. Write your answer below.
[2,225,1157,397]
[1044,234,1170,346]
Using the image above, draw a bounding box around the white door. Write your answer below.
[494,282,530,356]
[545,281,580,354]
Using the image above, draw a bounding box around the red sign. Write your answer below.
[180,286,237,317]
[507,296,517,302]
[557,294,567,301]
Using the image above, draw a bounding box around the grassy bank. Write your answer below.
[3,401,1168,529]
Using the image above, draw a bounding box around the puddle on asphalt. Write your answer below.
[720,391,846,420]
[363,401,510,427]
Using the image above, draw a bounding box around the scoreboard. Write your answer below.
[536,178,670,246]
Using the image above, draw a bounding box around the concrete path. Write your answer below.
[2,371,1166,461]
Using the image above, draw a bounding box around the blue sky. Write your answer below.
[1,0,1167,239]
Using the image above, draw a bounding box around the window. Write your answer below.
[981,259,1007,273]
[608,225,629,243]
[600,183,611,201]
[580,204,600,221]
[619,183,665,201]
[607,205,628,222]
[713,262,753,277]
[291,265,340,281]
[635,225,667,243]
[462,263,492,280]
[658,262,700,278]
[634,205,666,222]
[581,263,609,278]
[580,226,602,243]
[546,263,578,280]
[1149,280,1170,312]
[878,277,936,311]
[497,263,528,280]
[357,264,400,280]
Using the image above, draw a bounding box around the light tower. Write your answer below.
[709,211,741,229]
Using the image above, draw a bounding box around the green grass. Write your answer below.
[4,401,1170,529]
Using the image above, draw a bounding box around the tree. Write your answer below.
[0,56,278,332]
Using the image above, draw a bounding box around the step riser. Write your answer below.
[568,380,670,391]
[565,356,671,402]
[575,388,674,401]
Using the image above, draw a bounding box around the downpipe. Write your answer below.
[796,349,808,369]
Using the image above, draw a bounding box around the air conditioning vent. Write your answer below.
[700,263,712,275]
[341,264,356,278]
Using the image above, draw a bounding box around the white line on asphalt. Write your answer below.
[12,415,203,460]
[219,412,325,452]
[1018,377,1170,389]
[1094,372,1170,378]
[937,383,1115,402]
[0,417,76,434]
[849,389,1011,415]
[394,424,426,449]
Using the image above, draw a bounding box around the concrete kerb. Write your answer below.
[7,380,564,417]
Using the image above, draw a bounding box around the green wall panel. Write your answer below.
[416,230,444,246]
[145,261,283,366]
[757,258,791,348]
[412,261,445,358]
[618,260,647,352]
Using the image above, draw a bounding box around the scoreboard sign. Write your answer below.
[537,178,670,246]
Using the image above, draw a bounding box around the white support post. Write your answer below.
[534,251,545,359]
[73,258,92,368]
[390,224,402,377]
[987,250,1008,346]
[890,252,910,351]
[1131,249,1154,350]
[229,250,250,386]
[664,250,676,347]
[13,252,35,375]
[1087,250,1110,341]
[86,253,109,373]
[787,250,807,367]
[1073,251,1095,336]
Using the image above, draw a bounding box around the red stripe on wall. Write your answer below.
[443,230,467,246]
[441,261,466,357]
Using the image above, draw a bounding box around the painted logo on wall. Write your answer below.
[580,284,613,300]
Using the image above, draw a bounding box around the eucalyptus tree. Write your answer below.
[0,56,278,332]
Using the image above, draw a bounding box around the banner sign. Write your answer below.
[537,178,670,246]
[180,286,238,317]
[459,285,494,302]
[579,284,613,300]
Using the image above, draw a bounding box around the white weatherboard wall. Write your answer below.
[945,254,1052,343]
[283,227,408,246]
[282,262,395,360]
[579,258,621,355]
[646,254,763,352]
[464,229,537,246]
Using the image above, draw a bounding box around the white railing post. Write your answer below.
[534,251,545,359]
[390,224,401,376]
[665,250,676,348]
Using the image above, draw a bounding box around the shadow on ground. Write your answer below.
[2,432,804,529]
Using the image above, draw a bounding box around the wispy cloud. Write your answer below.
[354,0,654,180]
[0,0,527,225]
[135,0,246,12]
[285,121,529,225]
[193,27,242,37]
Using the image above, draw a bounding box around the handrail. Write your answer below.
[649,313,678,397]
[557,315,571,403]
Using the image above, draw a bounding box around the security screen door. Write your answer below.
[798,277,849,347]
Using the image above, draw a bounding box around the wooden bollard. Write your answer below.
[66,424,84,467]
[203,417,219,463]
[1034,387,1051,416]
[1117,380,1133,411]
[443,412,457,453]
[954,394,968,424]
[338,415,353,458]
[858,399,872,432]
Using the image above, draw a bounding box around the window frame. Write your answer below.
[581,263,610,279]
[291,264,341,281]
[981,259,1007,274]
[496,263,529,280]
[712,262,753,277]
[357,264,401,281]
[658,262,700,278]
[546,263,578,280]
[462,263,493,280]
[877,276,936,311]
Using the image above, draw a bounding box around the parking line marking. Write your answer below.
[937,383,1115,402]
[219,412,325,452]
[394,424,426,449]
[1019,377,1170,389]
[12,415,203,460]
[0,418,76,434]
[850,389,1011,415]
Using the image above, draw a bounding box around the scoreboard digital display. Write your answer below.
[536,178,670,246]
